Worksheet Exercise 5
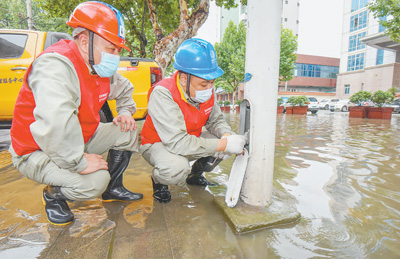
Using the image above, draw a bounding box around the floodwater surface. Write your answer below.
[0,110,399,258]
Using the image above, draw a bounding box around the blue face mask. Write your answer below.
[93,52,120,78]
[192,88,213,103]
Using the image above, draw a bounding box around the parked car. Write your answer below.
[318,98,340,110]
[383,98,400,113]
[330,99,353,112]
[307,97,319,114]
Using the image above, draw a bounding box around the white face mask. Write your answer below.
[192,88,213,103]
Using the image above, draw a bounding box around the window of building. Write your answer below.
[347,53,365,71]
[350,11,367,32]
[294,63,339,79]
[285,0,288,4]
[351,0,368,12]
[285,18,288,22]
[348,31,367,52]
[345,84,350,95]
[240,4,247,15]
[376,49,384,65]
[379,16,387,32]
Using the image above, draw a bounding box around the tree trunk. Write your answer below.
[147,0,210,76]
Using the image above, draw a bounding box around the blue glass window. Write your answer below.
[350,11,368,32]
[347,53,365,71]
[348,32,367,52]
[379,16,387,32]
[294,63,339,79]
[345,84,350,95]
[376,49,384,65]
[351,0,369,12]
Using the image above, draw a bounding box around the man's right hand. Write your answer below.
[79,153,108,175]
[225,135,247,154]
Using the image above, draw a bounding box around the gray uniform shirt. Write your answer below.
[144,83,234,157]
[26,52,136,173]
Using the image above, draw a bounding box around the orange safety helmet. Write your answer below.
[67,1,130,52]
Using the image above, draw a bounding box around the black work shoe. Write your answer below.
[102,149,143,202]
[152,177,171,203]
[102,187,143,201]
[186,173,218,186]
[42,186,74,225]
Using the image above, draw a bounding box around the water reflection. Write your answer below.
[211,111,400,258]
[0,111,399,258]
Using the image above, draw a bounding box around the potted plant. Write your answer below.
[349,90,371,118]
[286,95,308,114]
[223,100,231,112]
[235,99,242,113]
[368,88,395,119]
[218,101,224,112]
[277,97,284,114]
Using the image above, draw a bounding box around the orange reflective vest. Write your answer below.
[10,40,110,156]
[141,71,214,145]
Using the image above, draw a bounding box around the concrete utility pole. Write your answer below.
[240,0,282,206]
[26,0,33,30]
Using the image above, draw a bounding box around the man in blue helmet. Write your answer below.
[140,38,247,203]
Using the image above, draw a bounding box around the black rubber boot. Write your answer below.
[42,186,74,225]
[102,149,143,201]
[186,156,221,186]
[152,177,171,203]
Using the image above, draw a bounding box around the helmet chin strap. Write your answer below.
[186,73,194,102]
[88,31,97,75]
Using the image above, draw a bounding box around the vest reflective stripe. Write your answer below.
[141,71,214,145]
[10,40,110,156]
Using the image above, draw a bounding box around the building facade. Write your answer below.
[336,0,400,99]
[279,54,339,93]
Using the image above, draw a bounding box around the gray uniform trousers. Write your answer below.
[9,123,138,201]
[139,131,217,186]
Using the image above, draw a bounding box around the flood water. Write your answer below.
[0,110,399,258]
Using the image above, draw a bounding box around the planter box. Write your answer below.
[349,106,367,118]
[277,106,284,114]
[220,107,224,112]
[291,106,308,115]
[286,106,293,114]
[235,106,240,113]
[223,106,231,112]
[367,107,394,120]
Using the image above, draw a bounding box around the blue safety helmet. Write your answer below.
[173,38,224,80]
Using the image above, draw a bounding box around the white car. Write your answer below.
[330,99,353,112]
[307,97,319,114]
[318,98,340,110]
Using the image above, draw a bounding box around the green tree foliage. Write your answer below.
[280,27,298,83]
[0,0,67,32]
[368,0,400,42]
[37,0,245,61]
[214,22,298,102]
[214,21,246,105]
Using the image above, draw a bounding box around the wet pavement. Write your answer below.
[0,110,400,258]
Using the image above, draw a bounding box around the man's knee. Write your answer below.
[154,160,191,185]
[68,170,110,200]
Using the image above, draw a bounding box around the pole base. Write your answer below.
[214,196,301,234]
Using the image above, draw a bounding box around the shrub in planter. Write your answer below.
[368,89,395,119]
[223,100,231,112]
[286,96,308,114]
[277,98,284,114]
[235,99,242,113]
[349,91,371,118]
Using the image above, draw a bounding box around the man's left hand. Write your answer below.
[113,115,137,132]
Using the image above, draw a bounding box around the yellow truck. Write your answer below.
[0,29,162,127]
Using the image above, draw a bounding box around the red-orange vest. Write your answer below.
[10,40,110,156]
[141,72,214,145]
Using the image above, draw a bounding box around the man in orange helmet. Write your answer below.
[9,1,142,225]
